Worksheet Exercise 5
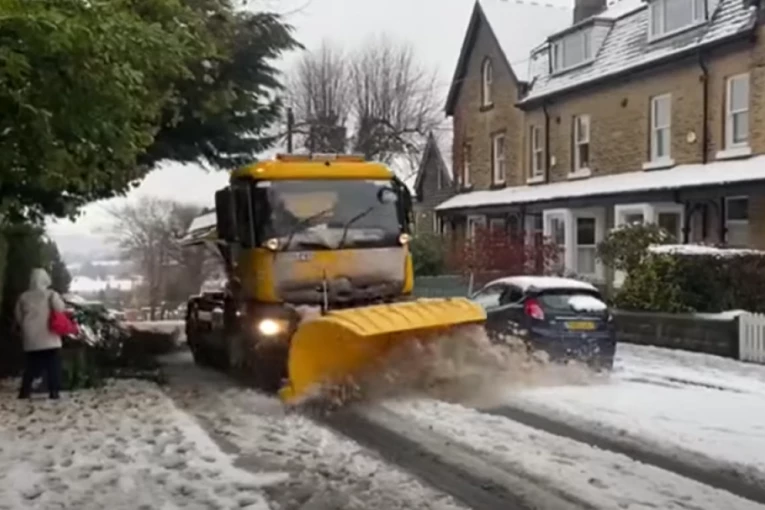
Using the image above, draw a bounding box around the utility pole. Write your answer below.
[286,107,294,153]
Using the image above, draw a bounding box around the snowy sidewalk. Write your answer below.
[0,379,282,510]
[499,343,765,489]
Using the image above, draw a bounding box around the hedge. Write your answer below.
[616,245,765,313]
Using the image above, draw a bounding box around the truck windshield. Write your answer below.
[253,179,402,250]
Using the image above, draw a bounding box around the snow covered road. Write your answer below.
[161,351,469,510]
[495,343,765,497]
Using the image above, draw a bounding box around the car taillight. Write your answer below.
[524,298,545,320]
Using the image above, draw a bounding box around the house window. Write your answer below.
[576,217,597,275]
[525,214,543,247]
[650,94,671,162]
[725,196,749,247]
[462,143,471,187]
[572,115,590,174]
[489,217,506,232]
[467,215,486,241]
[649,0,705,39]
[725,73,749,149]
[530,126,543,178]
[657,211,682,241]
[481,59,493,107]
[551,29,592,73]
[491,133,506,184]
[433,213,441,235]
[544,211,567,273]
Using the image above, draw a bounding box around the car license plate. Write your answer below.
[566,321,596,331]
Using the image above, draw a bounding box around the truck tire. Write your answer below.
[186,303,210,367]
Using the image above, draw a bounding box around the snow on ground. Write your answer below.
[500,343,765,486]
[163,353,468,510]
[375,397,765,510]
[0,379,281,510]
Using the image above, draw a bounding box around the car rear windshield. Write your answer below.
[537,290,607,314]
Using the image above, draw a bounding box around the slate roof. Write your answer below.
[413,130,453,195]
[520,0,758,104]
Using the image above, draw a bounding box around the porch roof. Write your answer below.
[435,155,765,212]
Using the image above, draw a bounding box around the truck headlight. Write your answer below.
[257,318,284,336]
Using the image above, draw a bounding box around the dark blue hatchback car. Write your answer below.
[469,276,616,370]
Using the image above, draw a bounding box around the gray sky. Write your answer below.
[47,0,574,257]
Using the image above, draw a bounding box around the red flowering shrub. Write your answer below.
[446,227,561,286]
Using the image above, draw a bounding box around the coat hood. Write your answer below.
[29,268,52,292]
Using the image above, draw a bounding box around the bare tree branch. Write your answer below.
[286,35,441,168]
[287,40,350,153]
[106,197,217,319]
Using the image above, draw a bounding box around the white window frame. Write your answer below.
[724,73,750,151]
[543,209,571,273]
[725,196,749,247]
[433,213,441,235]
[467,215,486,241]
[648,0,706,41]
[571,114,591,177]
[551,29,592,73]
[481,59,493,107]
[492,133,506,185]
[462,143,472,187]
[530,126,543,178]
[647,94,673,167]
[652,203,685,241]
[574,213,601,278]
[614,204,651,229]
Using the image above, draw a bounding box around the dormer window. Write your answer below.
[481,59,493,107]
[551,29,592,73]
[648,0,706,40]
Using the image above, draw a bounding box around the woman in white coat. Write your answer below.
[14,268,66,399]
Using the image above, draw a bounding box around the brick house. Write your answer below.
[435,0,765,284]
[412,131,455,235]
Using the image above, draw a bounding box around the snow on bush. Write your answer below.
[618,243,765,313]
[0,379,281,510]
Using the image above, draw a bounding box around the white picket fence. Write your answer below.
[739,312,765,364]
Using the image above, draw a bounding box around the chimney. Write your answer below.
[573,0,606,23]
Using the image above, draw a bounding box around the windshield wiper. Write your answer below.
[337,205,377,250]
[282,207,333,251]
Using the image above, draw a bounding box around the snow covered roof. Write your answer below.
[181,211,218,245]
[434,130,454,179]
[445,0,572,113]
[436,154,765,211]
[521,0,757,104]
[486,275,599,291]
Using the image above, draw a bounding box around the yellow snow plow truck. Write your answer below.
[182,153,486,405]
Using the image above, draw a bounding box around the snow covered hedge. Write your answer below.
[616,244,765,313]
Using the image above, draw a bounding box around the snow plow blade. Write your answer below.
[279,297,486,404]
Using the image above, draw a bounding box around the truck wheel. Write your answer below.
[247,342,288,394]
[186,306,210,367]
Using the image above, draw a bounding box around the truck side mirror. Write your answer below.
[215,187,237,242]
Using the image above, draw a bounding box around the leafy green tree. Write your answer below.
[596,223,672,275]
[44,239,71,294]
[410,233,447,276]
[0,0,299,222]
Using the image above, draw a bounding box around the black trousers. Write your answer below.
[18,348,62,399]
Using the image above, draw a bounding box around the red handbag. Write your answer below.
[48,294,79,337]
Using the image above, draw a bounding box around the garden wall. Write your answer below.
[613,310,739,358]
